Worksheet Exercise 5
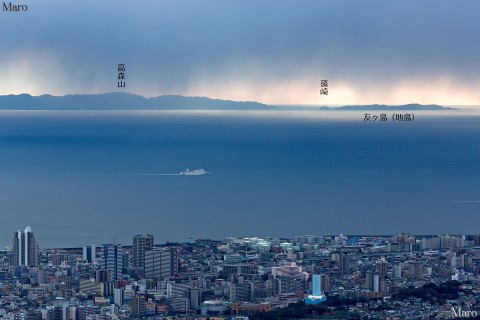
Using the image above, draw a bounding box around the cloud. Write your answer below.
[1,0,479,105]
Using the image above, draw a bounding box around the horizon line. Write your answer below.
[3,233,479,251]
[1,92,475,108]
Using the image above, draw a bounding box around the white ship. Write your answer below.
[179,168,210,175]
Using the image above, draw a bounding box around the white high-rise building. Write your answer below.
[13,226,39,267]
[83,245,96,263]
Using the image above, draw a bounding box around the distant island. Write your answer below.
[0,93,272,110]
[318,103,456,110]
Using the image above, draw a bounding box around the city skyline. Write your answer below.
[3,226,480,250]
[1,228,480,318]
[2,227,480,318]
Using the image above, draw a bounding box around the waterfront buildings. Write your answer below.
[2,231,480,319]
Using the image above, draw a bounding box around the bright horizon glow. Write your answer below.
[1,84,479,107]
[2,67,478,106]
[1,1,479,107]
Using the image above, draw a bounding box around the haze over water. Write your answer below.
[0,110,479,248]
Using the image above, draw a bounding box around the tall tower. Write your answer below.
[312,274,322,296]
[13,226,39,267]
[100,244,122,281]
[305,274,326,304]
[339,253,350,275]
[132,234,154,274]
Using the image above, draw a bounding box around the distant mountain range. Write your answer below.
[0,94,456,111]
[0,93,272,110]
[318,103,456,110]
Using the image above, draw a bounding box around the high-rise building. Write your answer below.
[312,274,321,296]
[365,271,374,290]
[394,264,402,278]
[373,274,380,292]
[130,293,147,318]
[305,274,326,304]
[13,226,39,267]
[77,305,96,320]
[82,245,96,263]
[132,234,154,273]
[122,251,130,271]
[229,281,254,302]
[422,237,441,250]
[339,253,350,275]
[375,259,388,278]
[145,248,178,279]
[320,274,330,293]
[114,288,124,306]
[100,244,122,281]
[413,262,424,280]
[474,234,480,246]
[440,235,465,249]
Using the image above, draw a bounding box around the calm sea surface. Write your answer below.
[0,110,479,248]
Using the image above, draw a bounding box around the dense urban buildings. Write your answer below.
[1,229,480,319]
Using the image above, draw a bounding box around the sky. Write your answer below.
[1,0,479,105]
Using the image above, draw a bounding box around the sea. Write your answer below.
[0,109,479,248]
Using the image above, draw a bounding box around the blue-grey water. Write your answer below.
[0,110,479,248]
